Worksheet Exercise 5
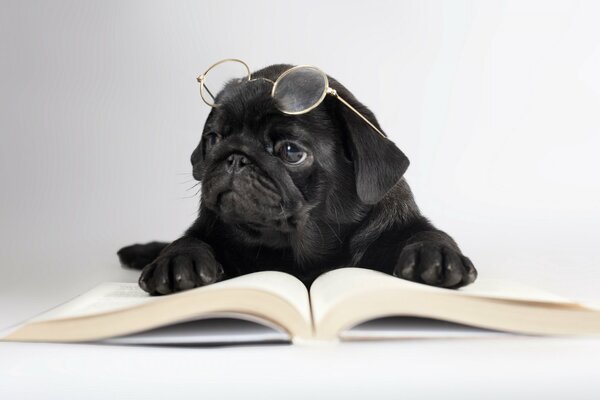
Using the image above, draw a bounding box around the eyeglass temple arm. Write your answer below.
[327,88,387,138]
[197,75,217,102]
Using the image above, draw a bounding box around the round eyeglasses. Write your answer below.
[196,59,387,138]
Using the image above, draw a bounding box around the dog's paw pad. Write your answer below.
[139,246,224,295]
[393,242,477,289]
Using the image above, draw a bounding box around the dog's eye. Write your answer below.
[275,142,307,165]
[204,132,221,148]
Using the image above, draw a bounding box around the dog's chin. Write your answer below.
[203,186,302,246]
[220,198,299,247]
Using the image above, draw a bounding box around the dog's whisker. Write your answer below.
[185,182,201,192]
[323,220,343,244]
[312,220,324,243]
[179,185,202,199]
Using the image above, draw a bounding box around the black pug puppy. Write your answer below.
[117,64,477,295]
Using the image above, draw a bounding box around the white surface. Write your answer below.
[1,338,599,399]
[2,1,600,399]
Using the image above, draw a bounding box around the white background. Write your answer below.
[1,1,599,398]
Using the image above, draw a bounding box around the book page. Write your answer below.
[310,268,587,339]
[458,279,573,303]
[33,283,159,321]
[197,271,312,326]
[29,285,291,345]
[34,271,311,324]
[311,268,574,318]
[5,271,313,343]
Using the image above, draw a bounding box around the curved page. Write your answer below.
[4,271,312,343]
[310,268,599,339]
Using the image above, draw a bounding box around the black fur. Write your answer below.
[117,64,477,295]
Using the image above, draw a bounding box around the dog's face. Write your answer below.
[190,64,409,261]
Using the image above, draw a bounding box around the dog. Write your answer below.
[117,64,477,295]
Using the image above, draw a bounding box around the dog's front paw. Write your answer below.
[138,240,224,295]
[393,242,477,288]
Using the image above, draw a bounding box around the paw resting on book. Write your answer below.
[138,239,225,295]
[393,242,477,289]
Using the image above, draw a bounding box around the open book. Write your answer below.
[4,268,600,345]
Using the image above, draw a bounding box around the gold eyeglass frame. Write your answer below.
[196,58,387,138]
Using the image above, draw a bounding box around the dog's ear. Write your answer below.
[332,86,410,205]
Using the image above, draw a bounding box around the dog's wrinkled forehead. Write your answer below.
[211,79,277,129]
[205,91,273,149]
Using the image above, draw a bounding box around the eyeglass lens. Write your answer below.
[200,60,250,106]
[272,66,328,114]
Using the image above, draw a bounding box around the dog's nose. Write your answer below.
[226,153,251,173]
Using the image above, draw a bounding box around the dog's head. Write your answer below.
[191,64,409,261]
